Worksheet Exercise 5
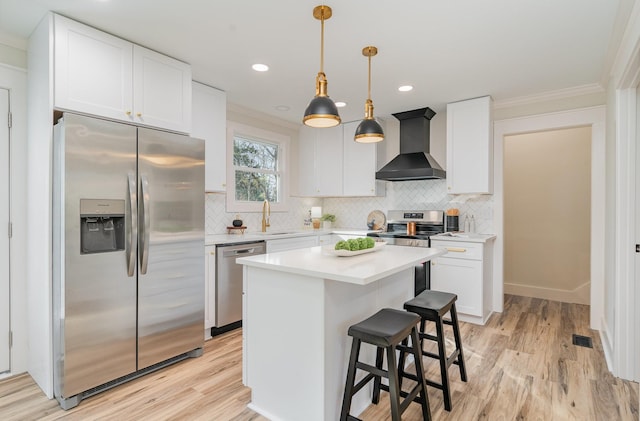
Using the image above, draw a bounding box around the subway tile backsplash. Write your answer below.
[323,180,495,234]
[205,180,494,235]
[205,193,322,235]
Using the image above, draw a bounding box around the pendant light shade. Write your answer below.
[355,46,384,143]
[303,5,341,128]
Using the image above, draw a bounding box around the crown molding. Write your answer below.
[493,84,605,109]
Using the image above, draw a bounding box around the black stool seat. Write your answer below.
[341,308,431,421]
[404,289,457,318]
[348,308,420,347]
[401,289,467,412]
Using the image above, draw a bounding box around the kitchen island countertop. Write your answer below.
[237,244,445,285]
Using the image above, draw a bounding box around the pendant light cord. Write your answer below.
[367,51,372,101]
[320,12,325,74]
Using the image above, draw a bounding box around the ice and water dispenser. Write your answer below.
[80,199,126,254]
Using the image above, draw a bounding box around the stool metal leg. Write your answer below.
[450,304,468,382]
[386,345,402,421]
[435,316,452,411]
[340,338,362,421]
[410,327,432,421]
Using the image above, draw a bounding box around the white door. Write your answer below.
[0,88,10,373]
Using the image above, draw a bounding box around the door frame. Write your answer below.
[614,45,640,382]
[492,106,606,328]
[0,63,28,380]
[0,87,10,374]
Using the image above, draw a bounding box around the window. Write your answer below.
[226,122,289,212]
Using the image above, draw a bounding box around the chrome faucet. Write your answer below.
[261,199,270,232]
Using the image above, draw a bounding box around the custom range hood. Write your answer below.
[375,107,446,181]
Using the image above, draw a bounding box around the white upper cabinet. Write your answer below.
[191,82,227,192]
[53,14,192,133]
[132,45,192,133]
[446,96,493,194]
[54,15,133,121]
[298,125,343,196]
[342,121,385,197]
[297,122,384,197]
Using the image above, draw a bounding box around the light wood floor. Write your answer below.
[0,295,637,420]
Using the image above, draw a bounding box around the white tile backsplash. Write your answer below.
[205,180,494,235]
[205,192,322,234]
[322,180,495,233]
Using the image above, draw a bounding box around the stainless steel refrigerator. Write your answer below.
[52,113,205,410]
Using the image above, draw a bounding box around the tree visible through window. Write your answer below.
[233,136,280,202]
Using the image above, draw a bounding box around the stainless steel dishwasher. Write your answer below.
[214,241,266,333]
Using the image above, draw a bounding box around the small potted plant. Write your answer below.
[321,213,336,229]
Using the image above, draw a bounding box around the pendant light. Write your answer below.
[354,46,384,143]
[303,5,341,128]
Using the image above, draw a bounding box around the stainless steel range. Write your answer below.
[367,210,445,294]
[367,210,445,245]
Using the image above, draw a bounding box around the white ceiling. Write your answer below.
[0,0,629,125]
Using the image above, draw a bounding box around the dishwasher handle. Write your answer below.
[222,246,265,258]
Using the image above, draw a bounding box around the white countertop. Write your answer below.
[205,228,380,246]
[237,245,445,285]
[431,232,497,243]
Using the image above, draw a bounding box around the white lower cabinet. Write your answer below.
[204,245,216,340]
[430,240,493,324]
[266,236,318,253]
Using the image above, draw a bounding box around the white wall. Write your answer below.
[0,43,27,69]
[0,62,28,380]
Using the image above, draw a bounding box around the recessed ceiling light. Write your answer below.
[398,85,413,92]
[335,101,347,108]
[275,105,290,111]
[252,63,269,72]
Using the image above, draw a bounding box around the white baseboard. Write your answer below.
[504,281,590,305]
[600,316,614,375]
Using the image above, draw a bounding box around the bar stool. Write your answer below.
[340,308,431,421]
[400,290,467,411]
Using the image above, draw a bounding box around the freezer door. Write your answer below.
[137,128,205,369]
[53,113,137,399]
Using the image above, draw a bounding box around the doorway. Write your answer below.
[0,87,10,373]
[503,127,592,304]
[493,107,606,331]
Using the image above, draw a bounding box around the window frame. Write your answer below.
[226,121,289,212]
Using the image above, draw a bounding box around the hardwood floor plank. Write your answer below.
[0,295,637,420]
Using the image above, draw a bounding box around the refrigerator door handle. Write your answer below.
[126,172,137,277]
[139,174,151,275]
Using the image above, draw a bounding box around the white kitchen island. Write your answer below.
[237,244,445,421]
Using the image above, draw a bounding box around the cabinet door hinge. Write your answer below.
[7,112,11,128]
[8,222,12,239]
